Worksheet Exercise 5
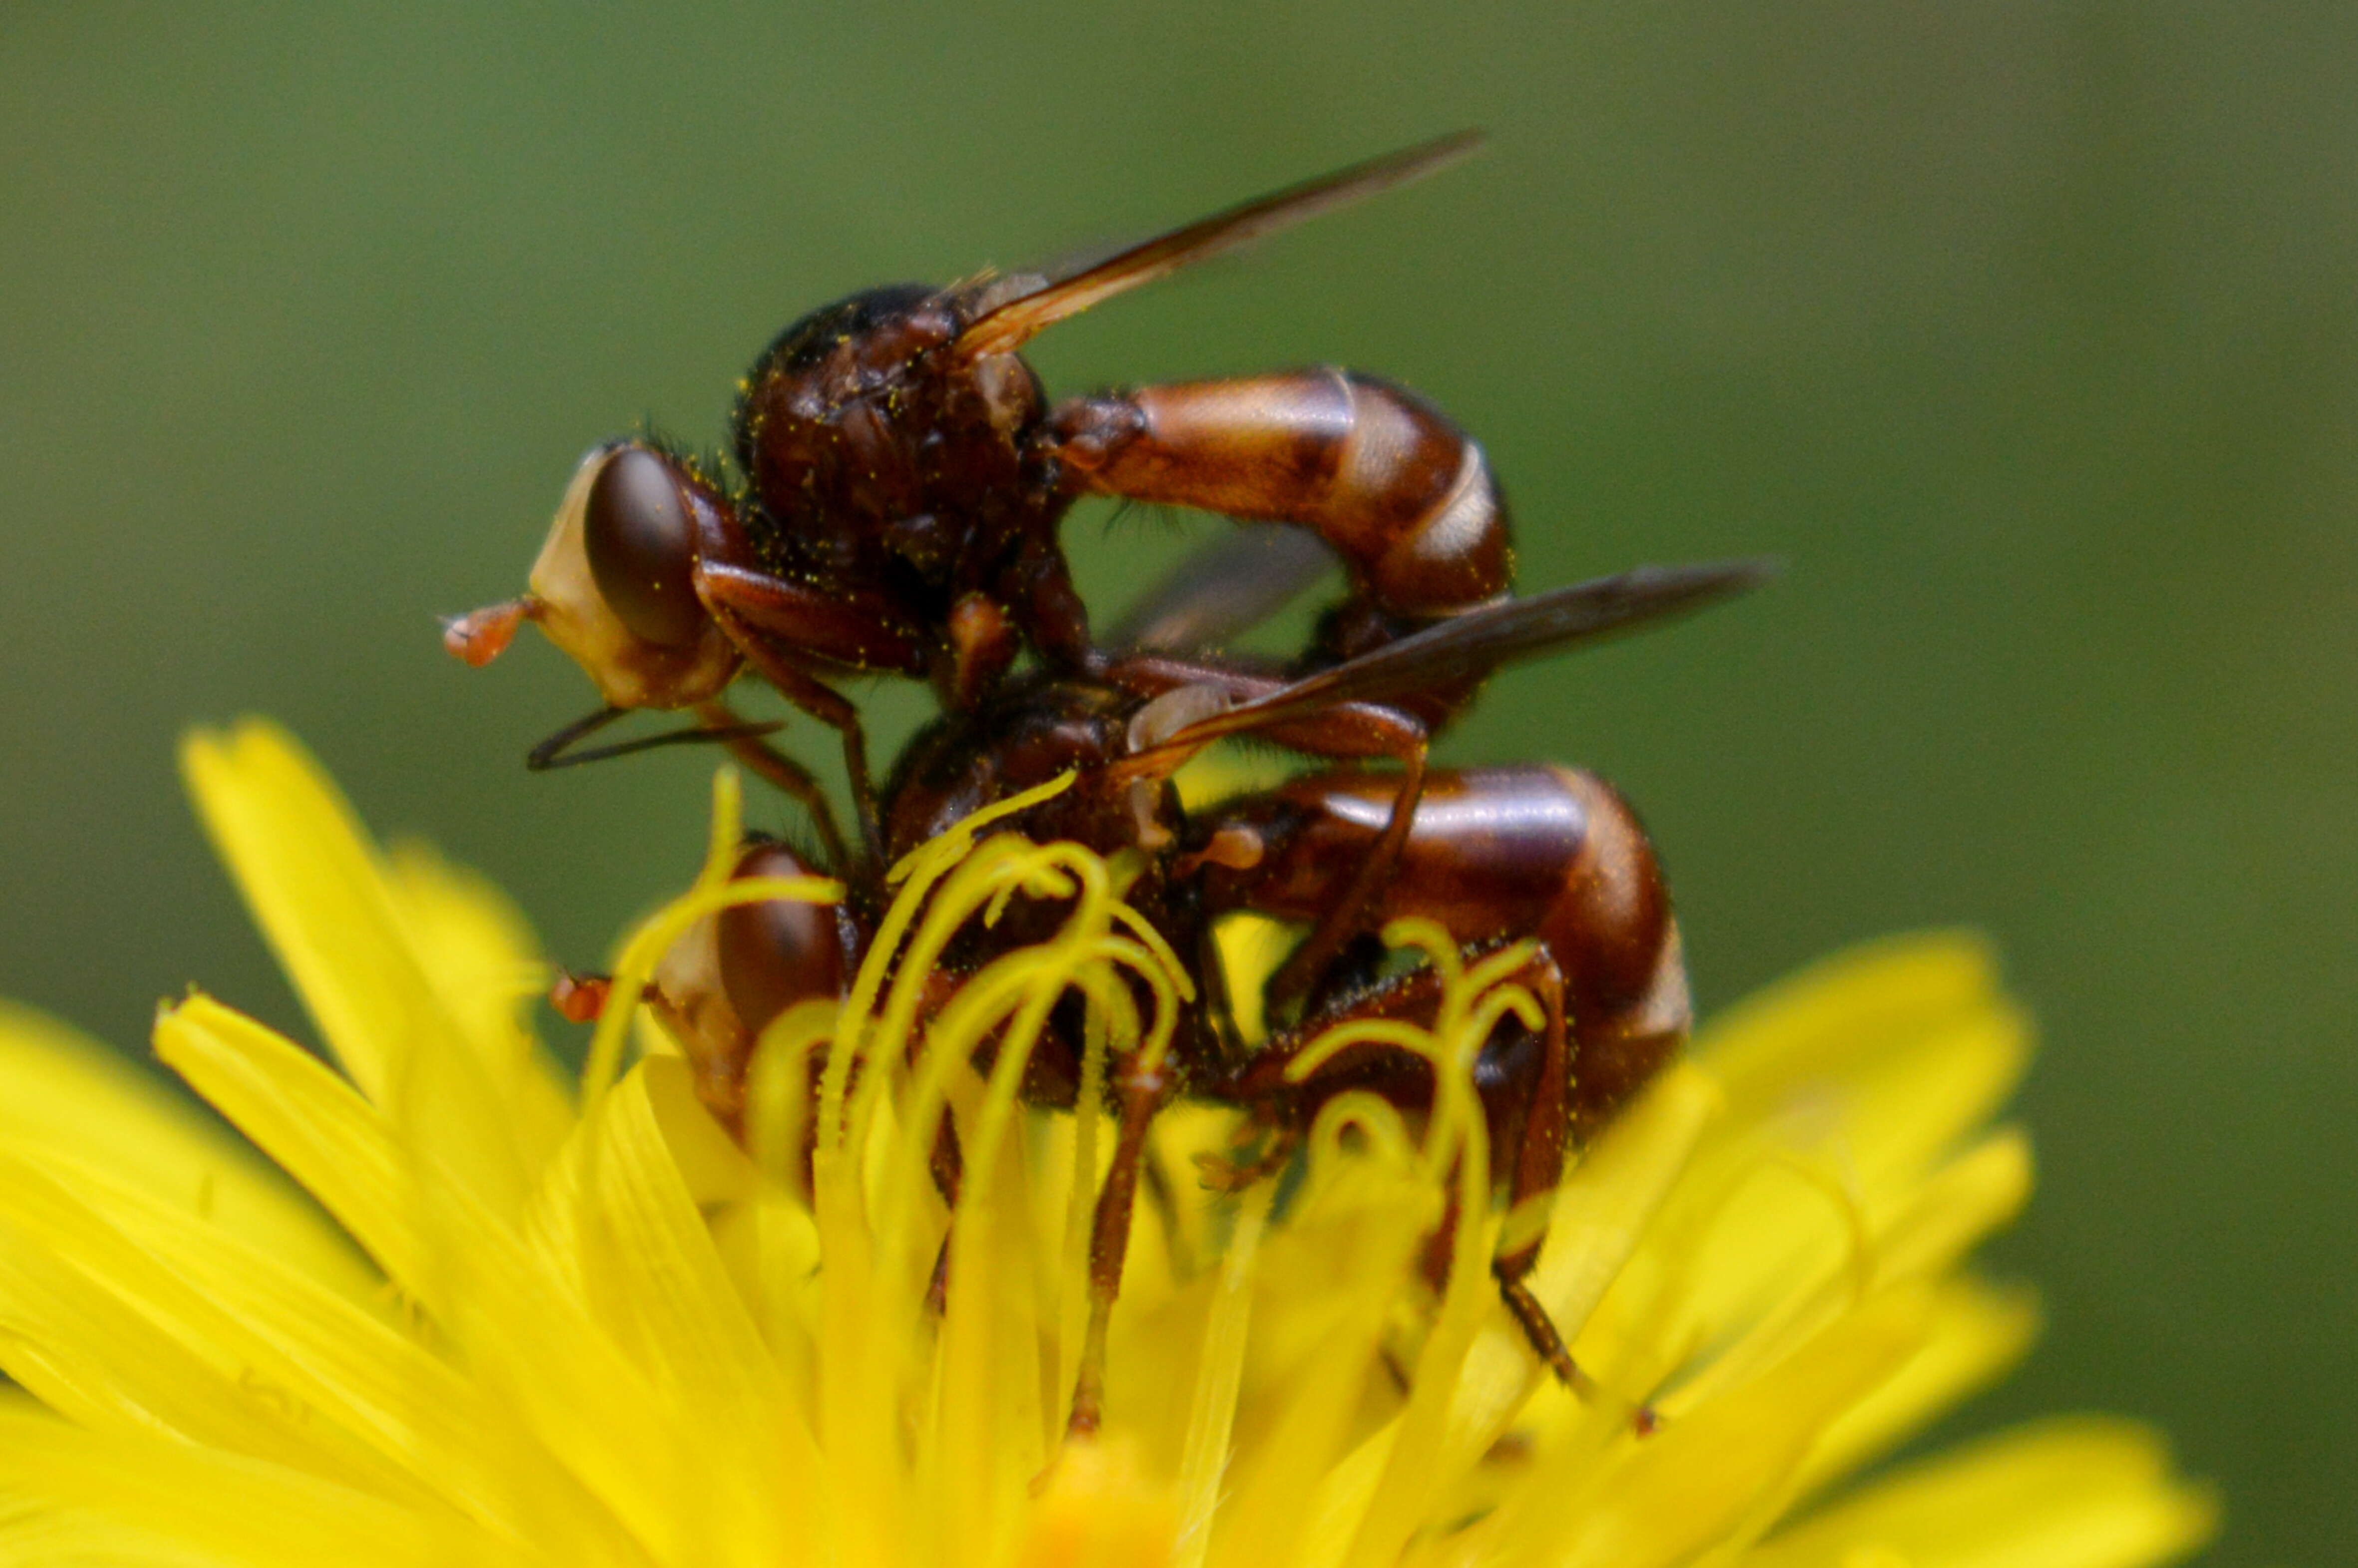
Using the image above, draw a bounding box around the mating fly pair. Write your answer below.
[445,132,1768,1431]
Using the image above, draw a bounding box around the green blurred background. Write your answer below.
[3,6,2349,1561]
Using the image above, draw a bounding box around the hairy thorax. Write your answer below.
[729,285,1052,606]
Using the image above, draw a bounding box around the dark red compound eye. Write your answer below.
[717,844,848,1036]
[583,444,708,647]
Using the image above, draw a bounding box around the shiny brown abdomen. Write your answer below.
[1047,370,1511,622]
[1202,763,1688,1129]
[1218,768,1666,1001]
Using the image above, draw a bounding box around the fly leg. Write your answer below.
[695,562,933,869]
[1107,650,1433,1008]
[1481,952,1593,1396]
[699,610,883,868]
[1226,952,1595,1395]
[1065,1051,1173,1440]
[692,697,849,870]
[926,1112,964,1315]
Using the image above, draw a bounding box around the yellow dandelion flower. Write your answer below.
[0,717,2216,1568]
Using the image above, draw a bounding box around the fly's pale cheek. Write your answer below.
[525,444,740,710]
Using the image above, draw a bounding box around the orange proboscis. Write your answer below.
[548,969,612,1025]
[442,596,537,667]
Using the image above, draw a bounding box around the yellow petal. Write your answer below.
[1867,1130,2033,1284]
[1453,1063,1721,1449]
[155,995,716,1564]
[0,1192,410,1496]
[0,1398,483,1567]
[1698,933,2003,1094]
[180,718,537,1213]
[1207,913,1296,1046]
[1498,1286,1935,1568]
[1202,1140,1434,1568]
[0,1149,635,1564]
[1639,937,2035,1390]
[154,994,439,1297]
[0,1485,224,1568]
[1699,934,2028,1192]
[1790,1278,2040,1503]
[0,999,370,1298]
[383,837,576,1168]
[1657,1130,2033,1418]
[1746,1417,2219,1568]
[520,1057,806,1564]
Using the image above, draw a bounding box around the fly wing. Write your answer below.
[1129,559,1776,757]
[1105,526,1339,653]
[954,130,1483,358]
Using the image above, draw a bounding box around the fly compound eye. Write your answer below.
[583,445,707,647]
[717,844,847,1036]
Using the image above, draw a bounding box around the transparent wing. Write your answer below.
[1130,559,1776,757]
[954,130,1483,357]
[1106,526,1339,653]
